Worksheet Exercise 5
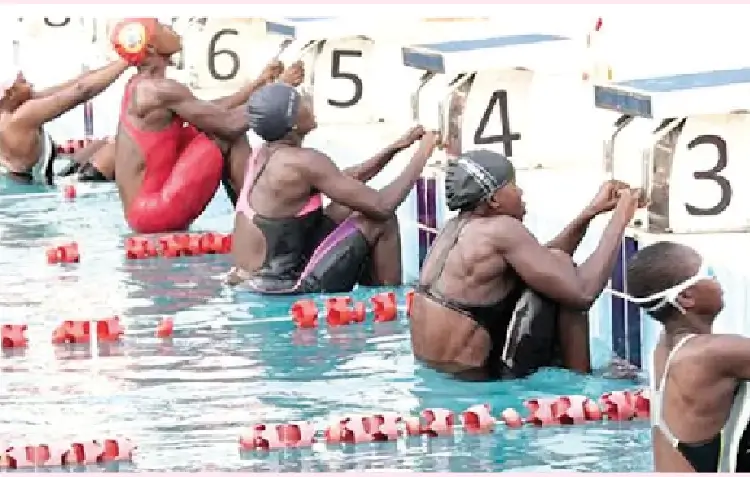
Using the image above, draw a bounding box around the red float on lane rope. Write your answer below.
[371,292,397,323]
[290,290,413,329]
[155,317,174,338]
[1,438,135,469]
[1,324,27,349]
[239,390,651,452]
[51,317,124,345]
[124,232,232,260]
[62,184,77,200]
[46,242,80,264]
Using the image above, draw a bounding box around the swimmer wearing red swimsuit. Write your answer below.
[110,18,289,234]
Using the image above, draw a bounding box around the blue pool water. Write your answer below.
[0,182,652,472]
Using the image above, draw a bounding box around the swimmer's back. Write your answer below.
[115,76,181,205]
[420,215,518,305]
[0,116,44,171]
[653,334,739,471]
[248,145,325,218]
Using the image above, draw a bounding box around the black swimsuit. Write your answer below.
[420,214,521,365]
[238,146,372,295]
[654,333,750,472]
[57,161,110,182]
[5,142,59,185]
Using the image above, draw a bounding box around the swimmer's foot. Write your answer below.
[603,356,643,381]
[223,267,249,286]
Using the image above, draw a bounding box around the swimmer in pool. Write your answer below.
[410,149,645,381]
[111,18,292,234]
[226,82,439,294]
[0,62,128,185]
[623,242,750,472]
[56,137,118,182]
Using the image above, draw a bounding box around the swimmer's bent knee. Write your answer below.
[126,133,223,233]
[350,211,399,243]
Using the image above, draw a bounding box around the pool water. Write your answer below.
[0,182,652,472]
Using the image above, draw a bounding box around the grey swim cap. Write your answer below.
[445,149,515,211]
[247,82,301,142]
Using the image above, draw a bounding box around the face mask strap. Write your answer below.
[607,260,711,315]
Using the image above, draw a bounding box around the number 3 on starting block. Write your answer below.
[668,116,750,233]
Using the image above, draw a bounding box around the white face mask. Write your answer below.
[608,260,717,315]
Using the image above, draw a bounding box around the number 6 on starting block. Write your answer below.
[185,18,287,90]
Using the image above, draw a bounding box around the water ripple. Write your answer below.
[0,184,651,472]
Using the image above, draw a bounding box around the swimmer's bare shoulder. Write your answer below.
[701,333,750,380]
[296,140,435,222]
[294,148,394,221]
[490,216,593,308]
[130,79,184,116]
[135,79,248,139]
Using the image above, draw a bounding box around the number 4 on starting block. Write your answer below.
[402,33,592,168]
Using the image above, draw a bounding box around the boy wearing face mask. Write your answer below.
[625,242,749,473]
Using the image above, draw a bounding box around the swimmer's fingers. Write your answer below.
[410,124,426,140]
[420,130,441,147]
[259,59,284,84]
[616,187,649,209]
[391,125,425,151]
[279,61,305,87]
[606,179,630,191]
[418,130,442,156]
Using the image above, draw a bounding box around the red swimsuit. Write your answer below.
[120,76,224,234]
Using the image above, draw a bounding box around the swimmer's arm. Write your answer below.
[211,77,266,109]
[32,61,125,100]
[12,60,129,128]
[544,208,596,255]
[710,335,750,380]
[342,144,401,183]
[155,81,249,139]
[301,147,428,221]
[497,209,629,309]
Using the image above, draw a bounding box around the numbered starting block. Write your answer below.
[595,67,750,234]
[402,31,599,170]
[260,17,510,127]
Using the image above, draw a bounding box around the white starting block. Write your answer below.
[262,17,380,125]
[251,17,516,127]
[182,17,294,91]
[596,67,750,234]
[16,18,98,82]
[402,32,600,170]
